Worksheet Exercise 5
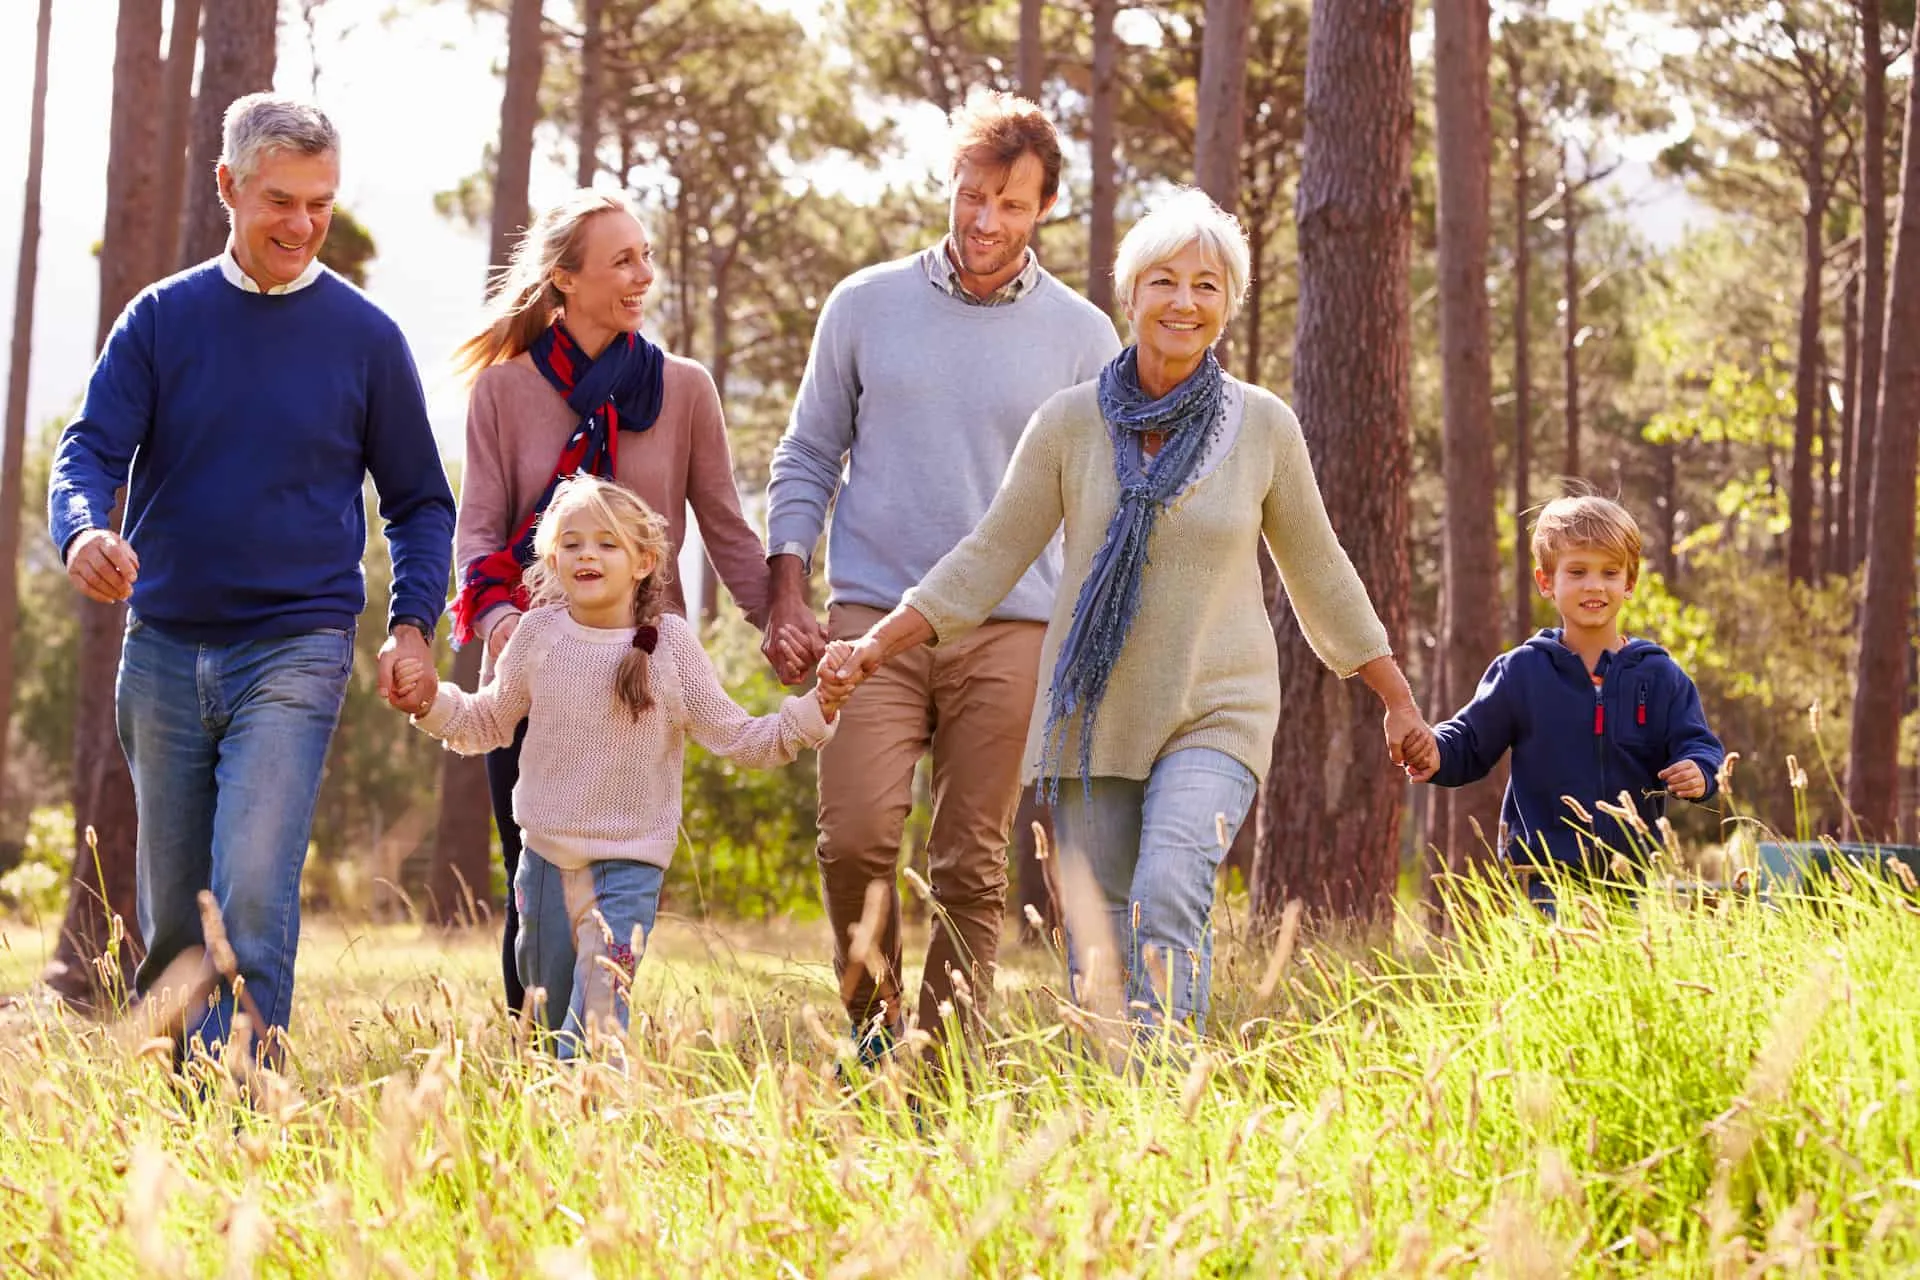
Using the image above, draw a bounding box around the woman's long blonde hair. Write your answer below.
[523,476,674,720]
[452,189,643,380]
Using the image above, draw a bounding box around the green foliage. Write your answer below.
[671,610,822,921]
[5,420,79,814]
[0,805,73,916]
[316,205,378,286]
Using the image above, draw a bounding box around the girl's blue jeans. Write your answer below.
[1053,747,1258,1037]
[514,848,663,1057]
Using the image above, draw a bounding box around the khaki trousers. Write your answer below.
[817,603,1043,1040]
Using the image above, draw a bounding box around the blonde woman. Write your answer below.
[450,190,780,1012]
[822,189,1435,1040]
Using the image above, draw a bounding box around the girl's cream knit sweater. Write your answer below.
[415,606,833,869]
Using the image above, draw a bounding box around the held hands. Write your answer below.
[1385,703,1441,782]
[815,636,885,712]
[1658,758,1707,800]
[389,655,437,717]
[764,598,829,686]
[66,529,139,604]
[377,624,435,713]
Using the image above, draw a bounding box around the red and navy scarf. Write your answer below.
[450,325,666,645]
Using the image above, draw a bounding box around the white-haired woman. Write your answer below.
[449,189,780,1013]
[821,189,1436,1039]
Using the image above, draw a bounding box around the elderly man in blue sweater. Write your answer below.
[48,94,455,1061]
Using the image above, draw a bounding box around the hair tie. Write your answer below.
[633,624,658,654]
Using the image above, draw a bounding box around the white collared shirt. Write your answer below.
[218,245,324,296]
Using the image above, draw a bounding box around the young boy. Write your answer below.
[1413,495,1725,905]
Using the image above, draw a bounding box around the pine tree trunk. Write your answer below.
[1195,0,1251,214]
[1087,0,1118,315]
[1817,345,1835,579]
[432,0,548,927]
[1509,47,1534,642]
[1846,6,1920,841]
[576,0,605,185]
[1560,143,1580,484]
[1254,0,1414,925]
[491,0,544,270]
[48,0,165,1007]
[152,0,201,277]
[1787,144,1828,587]
[427,645,492,926]
[1019,0,1043,100]
[179,0,277,269]
[1838,272,1858,573]
[1430,0,1503,892]
[0,0,54,826]
[1852,0,1889,573]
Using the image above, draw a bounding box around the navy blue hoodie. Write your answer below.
[1429,630,1725,868]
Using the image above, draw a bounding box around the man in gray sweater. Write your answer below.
[765,91,1119,1058]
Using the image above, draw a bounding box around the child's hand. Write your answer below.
[1658,758,1706,800]
[815,639,873,706]
[1400,722,1440,783]
[391,656,436,716]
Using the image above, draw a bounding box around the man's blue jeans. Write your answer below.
[514,848,664,1058]
[1053,748,1258,1036]
[117,617,352,1057]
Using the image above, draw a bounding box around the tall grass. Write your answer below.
[2,867,1919,1277]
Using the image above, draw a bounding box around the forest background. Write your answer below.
[1,0,1918,1004]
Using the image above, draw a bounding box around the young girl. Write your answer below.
[392,475,840,1056]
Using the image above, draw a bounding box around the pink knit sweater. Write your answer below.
[414,606,833,870]
[456,350,772,651]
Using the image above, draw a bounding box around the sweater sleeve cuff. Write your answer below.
[412,684,458,737]
[899,585,966,649]
[478,605,522,642]
[790,688,837,746]
[1332,638,1394,681]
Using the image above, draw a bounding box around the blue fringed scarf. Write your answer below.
[1040,347,1225,798]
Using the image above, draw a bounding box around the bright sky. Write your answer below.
[0,0,581,457]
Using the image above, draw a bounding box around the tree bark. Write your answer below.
[1852,0,1889,573]
[426,645,492,926]
[1847,5,1920,841]
[1787,140,1828,587]
[153,0,202,278]
[576,0,606,185]
[491,0,545,271]
[1560,142,1580,484]
[1195,0,1252,215]
[48,0,165,1007]
[1429,0,1503,890]
[1254,0,1414,925]
[0,0,54,825]
[1508,39,1534,641]
[179,0,278,270]
[432,0,548,927]
[1087,0,1118,315]
[1838,270,1858,573]
[1019,0,1043,100]
[1817,345,1835,578]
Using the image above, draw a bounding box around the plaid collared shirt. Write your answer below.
[922,238,1042,306]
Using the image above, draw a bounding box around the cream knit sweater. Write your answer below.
[414,607,833,869]
[903,377,1392,785]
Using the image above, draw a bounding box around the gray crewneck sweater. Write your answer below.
[767,253,1120,621]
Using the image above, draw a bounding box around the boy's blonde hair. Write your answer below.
[1530,494,1642,586]
[524,476,673,720]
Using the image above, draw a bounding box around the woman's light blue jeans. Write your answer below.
[514,848,663,1058]
[1052,747,1257,1036]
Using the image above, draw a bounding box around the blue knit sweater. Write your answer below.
[1429,631,1726,868]
[48,262,455,643]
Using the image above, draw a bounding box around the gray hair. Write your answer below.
[1112,187,1252,327]
[220,93,340,186]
